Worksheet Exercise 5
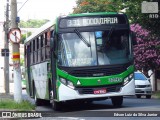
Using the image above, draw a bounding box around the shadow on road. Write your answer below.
[36,99,124,112]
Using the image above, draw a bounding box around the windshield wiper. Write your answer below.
[74,29,91,47]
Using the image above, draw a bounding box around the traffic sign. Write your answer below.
[1,49,9,57]
[8,28,21,43]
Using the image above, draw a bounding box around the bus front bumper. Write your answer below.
[58,79,135,101]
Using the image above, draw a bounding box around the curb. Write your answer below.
[0,93,13,100]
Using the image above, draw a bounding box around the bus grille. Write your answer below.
[69,65,127,77]
[76,85,122,94]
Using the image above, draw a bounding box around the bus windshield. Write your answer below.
[58,30,130,67]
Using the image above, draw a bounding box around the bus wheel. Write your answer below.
[52,100,62,111]
[111,96,123,107]
[34,86,43,106]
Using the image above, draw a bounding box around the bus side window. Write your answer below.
[41,35,43,48]
[45,32,47,45]
[37,38,39,49]
[34,38,37,63]
[38,36,41,63]
[33,39,35,64]
[40,35,43,61]
[45,31,51,59]
[25,45,27,67]
[36,37,40,63]
[41,34,45,61]
[46,46,50,59]
[26,44,30,67]
[30,42,33,65]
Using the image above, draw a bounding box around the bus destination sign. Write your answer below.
[67,17,118,27]
[59,16,126,28]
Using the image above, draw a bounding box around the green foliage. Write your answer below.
[0,99,35,111]
[21,32,32,44]
[73,0,122,13]
[19,19,49,28]
[20,58,24,66]
[154,91,160,99]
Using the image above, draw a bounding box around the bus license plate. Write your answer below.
[94,88,106,94]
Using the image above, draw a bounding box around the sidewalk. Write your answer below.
[0,83,14,93]
[0,79,14,100]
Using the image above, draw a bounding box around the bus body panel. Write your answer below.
[58,78,135,101]
[57,65,134,87]
[31,61,50,99]
[57,65,134,101]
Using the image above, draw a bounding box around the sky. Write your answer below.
[0,0,76,45]
[0,0,5,21]
[0,0,76,21]
[17,0,77,20]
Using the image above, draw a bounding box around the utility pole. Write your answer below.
[10,0,22,103]
[3,0,10,94]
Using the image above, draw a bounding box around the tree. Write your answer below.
[19,19,49,28]
[131,24,160,72]
[73,0,122,13]
[21,32,32,44]
[73,0,160,37]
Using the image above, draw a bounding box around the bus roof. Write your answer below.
[24,20,55,44]
[24,12,126,44]
[68,12,122,17]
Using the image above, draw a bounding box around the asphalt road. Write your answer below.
[22,90,160,120]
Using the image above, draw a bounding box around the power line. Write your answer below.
[17,0,29,13]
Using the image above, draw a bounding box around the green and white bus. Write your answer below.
[24,12,135,110]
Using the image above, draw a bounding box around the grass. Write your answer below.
[153,91,160,99]
[0,99,35,111]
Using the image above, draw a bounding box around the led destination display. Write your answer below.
[59,15,127,28]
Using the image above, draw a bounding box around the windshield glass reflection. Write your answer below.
[58,30,130,67]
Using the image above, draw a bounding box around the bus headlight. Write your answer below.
[60,78,67,85]
[123,73,133,85]
[67,81,75,89]
[59,78,75,89]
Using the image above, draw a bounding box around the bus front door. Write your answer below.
[27,45,32,96]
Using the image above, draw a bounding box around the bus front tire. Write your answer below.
[52,100,62,111]
[111,96,123,107]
